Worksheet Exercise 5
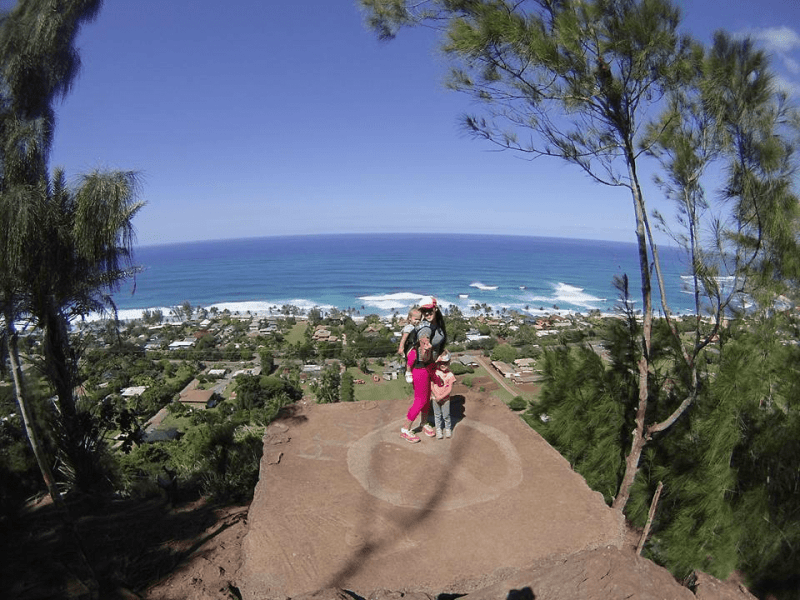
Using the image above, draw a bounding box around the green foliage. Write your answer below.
[259,349,275,374]
[340,371,355,402]
[490,343,517,363]
[449,362,473,375]
[234,374,300,411]
[52,403,120,495]
[166,400,190,417]
[120,391,296,504]
[166,420,260,503]
[359,357,370,374]
[508,396,527,411]
[527,313,641,504]
[117,443,173,500]
[467,337,495,351]
[141,308,163,325]
[632,317,800,588]
[352,332,396,358]
[0,418,42,518]
[443,306,469,343]
[340,345,360,368]
[311,366,341,404]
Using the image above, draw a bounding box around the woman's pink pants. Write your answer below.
[406,364,432,423]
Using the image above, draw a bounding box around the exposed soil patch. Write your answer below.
[3,392,758,600]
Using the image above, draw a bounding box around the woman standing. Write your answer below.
[400,296,448,443]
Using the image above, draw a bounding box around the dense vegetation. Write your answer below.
[526,307,800,597]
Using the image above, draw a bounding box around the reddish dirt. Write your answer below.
[4,390,758,600]
[155,391,756,600]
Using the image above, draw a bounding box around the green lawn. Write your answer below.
[349,367,411,402]
[285,321,308,345]
[298,358,540,406]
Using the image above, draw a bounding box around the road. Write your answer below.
[472,354,519,397]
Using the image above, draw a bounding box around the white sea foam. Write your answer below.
[680,274,741,297]
[357,292,463,313]
[555,282,606,309]
[470,282,499,291]
[521,282,606,311]
[82,299,341,323]
[358,292,432,311]
[211,300,333,314]
[78,306,175,323]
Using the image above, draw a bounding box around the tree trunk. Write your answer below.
[42,307,78,422]
[5,310,99,597]
[613,156,653,511]
[637,481,664,555]
[5,314,64,509]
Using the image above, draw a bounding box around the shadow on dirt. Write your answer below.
[1,488,246,599]
[321,394,472,592]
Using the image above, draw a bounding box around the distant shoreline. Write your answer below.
[84,301,643,324]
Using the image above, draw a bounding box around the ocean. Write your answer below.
[107,233,693,321]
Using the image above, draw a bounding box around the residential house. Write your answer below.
[121,386,147,398]
[491,360,518,379]
[458,355,480,368]
[168,339,195,351]
[179,388,216,409]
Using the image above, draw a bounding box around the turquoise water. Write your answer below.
[108,233,692,320]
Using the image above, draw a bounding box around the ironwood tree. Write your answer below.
[360,0,799,514]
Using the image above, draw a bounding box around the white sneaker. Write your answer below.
[444,428,452,439]
[400,428,420,443]
[436,428,443,439]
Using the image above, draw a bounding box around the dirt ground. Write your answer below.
[3,386,758,600]
[146,386,757,600]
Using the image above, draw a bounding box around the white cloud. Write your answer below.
[772,74,800,98]
[752,26,800,53]
[737,26,800,95]
[785,56,800,75]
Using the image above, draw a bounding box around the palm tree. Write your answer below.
[1,0,110,489]
[26,169,143,489]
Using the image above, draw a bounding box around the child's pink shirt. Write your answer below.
[431,369,456,401]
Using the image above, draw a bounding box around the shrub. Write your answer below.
[170,421,263,503]
[508,396,528,411]
[491,343,518,363]
[340,371,355,402]
[450,362,473,375]
[167,401,190,416]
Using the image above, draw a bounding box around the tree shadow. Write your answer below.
[0,492,246,598]
[321,395,475,593]
[274,403,309,426]
[507,587,535,599]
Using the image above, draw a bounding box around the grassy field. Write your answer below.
[285,321,308,345]
[348,366,411,402]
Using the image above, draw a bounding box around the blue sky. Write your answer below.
[46,0,800,247]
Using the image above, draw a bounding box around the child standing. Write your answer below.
[430,351,456,439]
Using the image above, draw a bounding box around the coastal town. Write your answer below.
[3,304,608,449]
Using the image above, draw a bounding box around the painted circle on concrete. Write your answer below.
[346,418,523,510]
